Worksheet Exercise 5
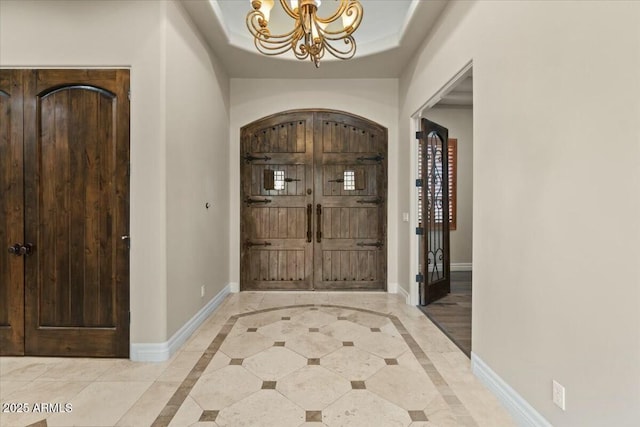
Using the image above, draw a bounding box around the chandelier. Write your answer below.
[246,0,363,68]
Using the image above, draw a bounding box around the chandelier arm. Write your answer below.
[278,0,299,19]
[320,5,362,37]
[314,0,349,24]
[322,36,357,59]
[247,11,299,41]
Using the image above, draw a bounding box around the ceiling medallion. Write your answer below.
[246,0,363,68]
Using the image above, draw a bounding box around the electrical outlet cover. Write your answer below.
[552,380,566,411]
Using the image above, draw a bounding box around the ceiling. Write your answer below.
[181,0,449,78]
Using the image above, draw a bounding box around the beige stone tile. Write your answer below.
[190,366,261,410]
[116,380,180,426]
[277,366,351,410]
[216,390,304,427]
[366,366,439,410]
[323,390,411,426]
[379,322,403,338]
[321,347,385,381]
[96,359,171,382]
[37,358,117,381]
[0,381,30,399]
[258,293,297,308]
[286,333,342,359]
[168,395,203,427]
[46,381,151,426]
[256,320,309,340]
[236,310,288,328]
[294,293,330,305]
[319,320,372,342]
[0,381,89,427]
[219,332,274,359]
[397,351,427,375]
[345,311,391,329]
[290,310,338,328]
[243,347,307,380]
[353,332,409,359]
[0,357,62,381]
[184,324,228,352]
[157,351,204,382]
[202,352,231,375]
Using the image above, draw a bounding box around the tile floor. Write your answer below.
[0,292,515,427]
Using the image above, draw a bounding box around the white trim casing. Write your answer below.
[130,283,232,362]
[471,352,553,427]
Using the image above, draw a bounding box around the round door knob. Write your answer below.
[8,243,22,256]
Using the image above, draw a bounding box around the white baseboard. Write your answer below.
[471,352,552,427]
[130,283,231,362]
[387,282,398,293]
[451,263,472,271]
[229,282,239,293]
[397,284,411,304]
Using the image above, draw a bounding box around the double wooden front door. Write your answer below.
[240,110,387,291]
[0,69,130,357]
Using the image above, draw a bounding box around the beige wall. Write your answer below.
[424,107,473,265]
[229,79,399,290]
[0,0,230,345]
[400,1,640,425]
[165,1,230,337]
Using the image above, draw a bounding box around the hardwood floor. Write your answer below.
[418,271,472,357]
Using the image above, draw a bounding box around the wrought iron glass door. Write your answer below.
[417,118,450,305]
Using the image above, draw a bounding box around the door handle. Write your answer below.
[245,198,272,205]
[357,241,384,249]
[306,204,312,243]
[7,243,33,256]
[316,204,322,243]
[8,244,21,256]
[356,197,383,205]
[245,240,272,248]
[20,243,33,256]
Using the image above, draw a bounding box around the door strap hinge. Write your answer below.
[416,273,424,283]
[415,227,424,235]
[415,179,423,187]
[416,131,425,139]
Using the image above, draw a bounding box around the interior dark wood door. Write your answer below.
[0,70,26,355]
[23,70,130,357]
[313,112,387,290]
[418,117,450,304]
[240,112,314,290]
[240,110,387,291]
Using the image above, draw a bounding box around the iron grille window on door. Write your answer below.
[417,138,457,230]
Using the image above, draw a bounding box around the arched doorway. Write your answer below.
[240,109,387,291]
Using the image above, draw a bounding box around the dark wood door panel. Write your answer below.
[23,69,130,357]
[0,70,25,355]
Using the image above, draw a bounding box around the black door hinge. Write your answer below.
[415,179,423,187]
[415,227,424,235]
[416,273,424,283]
[416,131,425,139]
